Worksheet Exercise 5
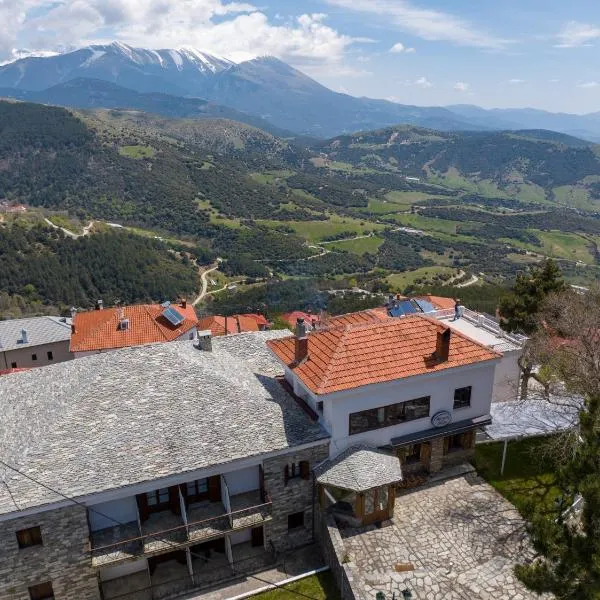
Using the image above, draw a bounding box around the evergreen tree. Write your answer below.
[499,259,566,335]
[515,287,600,599]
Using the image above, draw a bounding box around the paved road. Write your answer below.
[456,274,479,288]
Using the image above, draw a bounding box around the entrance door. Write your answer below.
[251,526,264,547]
[362,486,390,525]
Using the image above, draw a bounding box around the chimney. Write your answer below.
[181,298,187,309]
[71,323,76,334]
[196,329,212,351]
[118,318,130,331]
[20,329,28,344]
[70,306,77,320]
[435,327,451,362]
[294,318,309,364]
[95,299,103,310]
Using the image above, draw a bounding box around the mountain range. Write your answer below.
[1,42,600,141]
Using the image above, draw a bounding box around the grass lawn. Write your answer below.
[326,235,384,254]
[553,185,595,211]
[508,230,595,265]
[118,144,155,159]
[251,572,340,600]
[386,266,458,291]
[474,437,562,518]
[384,190,447,204]
[388,213,461,235]
[363,198,410,214]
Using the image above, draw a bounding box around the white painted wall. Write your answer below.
[316,361,497,456]
[99,558,148,582]
[88,496,139,531]
[492,350,522,403]
[229,528,252,545]
[224,466,260,496]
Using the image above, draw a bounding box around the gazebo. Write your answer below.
[315,445,403,526]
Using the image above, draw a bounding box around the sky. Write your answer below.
[2,0,600,114]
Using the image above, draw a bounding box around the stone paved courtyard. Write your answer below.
[339,473,549,600]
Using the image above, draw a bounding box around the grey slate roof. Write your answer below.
[0,331,329,516]
[315,445,402,492]
[0,316,71,352]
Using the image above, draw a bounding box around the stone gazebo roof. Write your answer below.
[315,445,403,492]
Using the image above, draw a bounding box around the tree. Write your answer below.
[499,259,566,335]
[515,287,600,599]
[499,259,567,398]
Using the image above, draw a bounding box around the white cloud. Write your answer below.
[4,1,363,65]
[548,78,560,83]
[453,81,470,92]
[555,21,600,48]
[508,78,525,84]
[325,0,512,49]
[389,42,415,53]
[0,0,40,59]
[401,76,432,88]
[577,81,599,89]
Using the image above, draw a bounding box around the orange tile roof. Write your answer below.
[71,303,198,352]
[267,314,500,395]
[197,313,267,336]
[416,295,457,310]
[323,309,389,328]
[282,311,320,328]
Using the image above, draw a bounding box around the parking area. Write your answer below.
[339,473,548,600]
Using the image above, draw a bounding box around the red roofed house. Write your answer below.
[197,313,270,337]
[281,311,320,330]
[70,300,198,357]
[268,313,501,480]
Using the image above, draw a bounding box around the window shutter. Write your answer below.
[300,461,310,480]
[284,464,289,484]
[208,475,221,502]
[136,493,149,523]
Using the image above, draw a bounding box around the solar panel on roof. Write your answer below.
[388,305,405,318]
[414,299,435,313]
[162,306,184,327]
[399,300,418,314]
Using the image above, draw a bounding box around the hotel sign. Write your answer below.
[431,410,452,428]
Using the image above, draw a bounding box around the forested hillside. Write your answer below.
[0,224,198,310]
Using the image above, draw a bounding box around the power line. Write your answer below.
[0,458,323,600]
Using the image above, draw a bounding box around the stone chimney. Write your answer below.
[294,318,309,364]
[95,299,103,310]
[181,298,187,309]
[196,329,212,352]
[435,327,451,362]
[20,329,28,344]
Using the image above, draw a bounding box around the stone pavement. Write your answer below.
[339,473,550,600]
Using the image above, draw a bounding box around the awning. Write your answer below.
[390,414,492,447]
[315,445,403,492]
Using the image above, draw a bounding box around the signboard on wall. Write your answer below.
[431,410,452,428]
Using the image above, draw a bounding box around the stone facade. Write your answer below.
[0,505,100,600]
[263,443,329,552]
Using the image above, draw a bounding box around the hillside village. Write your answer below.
[0,289,581,600]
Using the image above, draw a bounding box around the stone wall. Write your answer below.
[429,438,444,473]
[0,505,100,600]
[314,506,362,600]
[263,443,329,552]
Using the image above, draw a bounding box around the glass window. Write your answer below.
[31,354,37,361]
[16,526,43,549]
[47,351,53,361]
[158,488,169,503]
[405,444,422,464]
[146,492,157,506]
[28,582,54,600]
[287,511,304,530]
[364,490,375,514]
[11,362,17,368]
[377,487,388,511]
[349,397,431,435]
[453,386,472,409]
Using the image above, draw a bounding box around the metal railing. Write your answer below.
[90,495,272,564]
[431,308,526,348]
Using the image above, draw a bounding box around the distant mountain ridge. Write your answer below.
[2,42,600,140]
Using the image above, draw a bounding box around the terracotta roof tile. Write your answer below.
[267,314,501,395]
[70,303,198,352]
[282,311,320,328]
[416,295,457,310]
[197,313,268,336]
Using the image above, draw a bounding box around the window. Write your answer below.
[404,444,422,464]
[31,354,37,361]
[453,386,472,410]
[185,478,208,501]
[16,526,43,549]
[349,397,430,435]
[287,511,304,530]
[28,581,54,600]
[316,401,323,414]
[47,351,53,361]
[444,434,465,455]
[11,361,17,368]
[146,488,169,508]
[284,461,309,484]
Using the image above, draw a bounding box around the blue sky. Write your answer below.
[3,0,600,113]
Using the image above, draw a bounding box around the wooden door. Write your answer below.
[420,442,432,472]
[362,487,390,525]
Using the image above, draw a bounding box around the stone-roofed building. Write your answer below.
[70,300,198,356]
[0,331,329,600]
[0,315,73,370]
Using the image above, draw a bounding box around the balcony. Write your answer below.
[89,491,272,567]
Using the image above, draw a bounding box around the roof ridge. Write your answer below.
[315,326,355,394]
